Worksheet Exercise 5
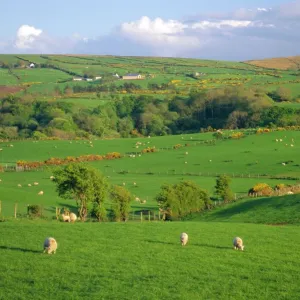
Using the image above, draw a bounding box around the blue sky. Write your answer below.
[0,0,299,60]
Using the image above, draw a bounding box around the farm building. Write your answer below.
[122,73,144,80]
[95,76,102,80]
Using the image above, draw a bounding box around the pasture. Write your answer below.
[1,220,300,299]
[1,54,299,108]
[0,130,299,217]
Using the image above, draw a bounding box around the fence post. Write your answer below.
[148,211,151,222]
[140,211,143,222]
[14,203,17,218]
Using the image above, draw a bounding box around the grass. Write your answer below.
[1,220,300,299]
[0,131,299,216]
[192,193,300,224]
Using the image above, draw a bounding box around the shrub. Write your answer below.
[27,205,42,217]
[248,183,273,196]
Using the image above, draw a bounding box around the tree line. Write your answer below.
[0,87,299,139]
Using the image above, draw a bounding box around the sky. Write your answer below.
[0,0,299,60]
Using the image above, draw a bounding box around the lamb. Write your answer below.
[61,214,70,222]
[69,212,77,223]
[180,232,188,246]
[233,237,244,251]
[43,237,57,254]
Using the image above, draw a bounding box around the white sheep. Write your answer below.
[50,176,55,180]
[233,237,244,251]
[69,212,77,223]
[43,237,57,254]
[185,152,188,155]
[28,184,32,187]
[17,184,22,187]
[287,191,294,195]
[33,182,39,186]
[61,214,70,222]
[180,232,189,246]
[38,191,44,195]
[122,182,126,186]
[133,182,137,186]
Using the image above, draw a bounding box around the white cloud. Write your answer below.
[14,25,43,49]
[0,1,299,60]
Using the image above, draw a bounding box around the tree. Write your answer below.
[53,164,109,221]
[156,181,211,220]
[215,175,234,203]
[110,185,132,222]
[276,87,291,102]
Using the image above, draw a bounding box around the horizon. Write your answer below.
[1,0,300,60]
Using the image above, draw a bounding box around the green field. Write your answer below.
[0,130,299,217]
[1,54,299,108]
[1,220,300,299]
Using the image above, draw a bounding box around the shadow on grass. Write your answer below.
[145,240,229,249]
[0,245,41,254]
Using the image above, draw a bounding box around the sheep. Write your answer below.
[122,182,126,186]
[185,152,188,155]
[233,237,244,251]
[28,184,32,187]
[17,184,22,187]
[133,182,137,186]
[50,176,55,180]
[69,212,77,223]
[43,237,57,254]
[180,232,189,246]
[141,200,146,204]
[38,191,44,195]
[33,182,39,186]
[291,144,294,147]
[282,162,286,166]
[61,214,70,222]
[287,191,294,195]
[184,161,187,164]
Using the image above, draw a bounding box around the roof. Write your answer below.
[124,73,140,76]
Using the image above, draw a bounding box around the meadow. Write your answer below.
[0,130,299,217]
[1,220,300,299]
[1,54,299,106]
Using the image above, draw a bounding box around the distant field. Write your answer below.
[246,56,300,70]
[0,131,299,216]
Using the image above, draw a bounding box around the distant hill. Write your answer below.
[191,194,300,224]
[245,56,300,70]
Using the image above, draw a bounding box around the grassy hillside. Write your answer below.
[192,193,300,224]
[1,221,300,299]
[0,130,299,217]
[1,54,300,104]
[246,56,300,70]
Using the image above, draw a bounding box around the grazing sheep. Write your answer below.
[233,237,244,251]
[133,182,137,186]
[28,184,32,187]
[43,237,57,254]
[291,144,294,147]
[180,232,189,246]
[38,191,44,195]
[282,162,286,166]
[184,161,187,164]
[135,197,140,202]
[69,212,77,223]
[185,152,188,155]
[141,200,146,204]
[17,184,22,187]
[33,182,39,186]
[61,214,70,222]
[50,176,55,180]
[287,191,294,195]
[122,182,126,186]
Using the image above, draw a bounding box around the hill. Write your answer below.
[246,56,300,70]
[191,193,300,224]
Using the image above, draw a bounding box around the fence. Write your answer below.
[0,201,164,222]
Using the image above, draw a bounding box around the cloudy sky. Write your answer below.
[1,0,299,60]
